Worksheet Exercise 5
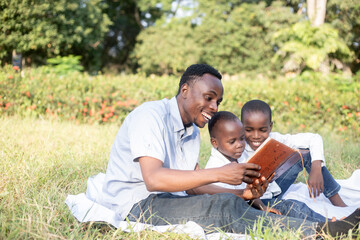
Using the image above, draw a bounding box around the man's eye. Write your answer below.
[216,101,221,106]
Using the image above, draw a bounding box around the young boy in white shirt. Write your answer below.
[240,99,347,207]
[205,111,330,222]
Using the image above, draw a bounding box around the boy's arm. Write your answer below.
[250,199,282,215]
[308,160,324,197]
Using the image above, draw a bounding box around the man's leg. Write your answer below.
[261,198,327,222]
[126,192,317,236]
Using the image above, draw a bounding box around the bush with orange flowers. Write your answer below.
[0,66,359,137]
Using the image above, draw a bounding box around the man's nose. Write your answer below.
[210,101,218,112]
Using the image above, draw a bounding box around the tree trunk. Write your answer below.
[307,0,327,26]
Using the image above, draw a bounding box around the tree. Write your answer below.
[100,0,174,72]
[134,0,300,75]
[0,0,111,71]
[307,0,327,26]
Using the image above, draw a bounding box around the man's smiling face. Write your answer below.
[179,73,223,128]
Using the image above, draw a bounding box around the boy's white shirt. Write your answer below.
[205,131,326,199]
[205,147,281,199]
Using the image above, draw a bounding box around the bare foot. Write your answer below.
[329,193,348,207]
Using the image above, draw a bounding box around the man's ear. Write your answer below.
[269,121,273,131]
[180,83,189,99]
[210,137,218,149]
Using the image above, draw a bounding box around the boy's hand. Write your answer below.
[308,160,324,197]
[263,206,282,215]
[242,176,268,200]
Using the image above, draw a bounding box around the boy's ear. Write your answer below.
[269,121,273,131]
[210,137,218,148]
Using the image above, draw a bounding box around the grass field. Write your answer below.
[0,116,359,239]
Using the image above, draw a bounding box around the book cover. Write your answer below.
[246,137,302,182]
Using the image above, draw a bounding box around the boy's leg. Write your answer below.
[274,150,312,198]
[126,192,317,236]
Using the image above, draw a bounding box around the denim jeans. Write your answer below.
[260,150,340,222]
[127,192,317,237]
[261,198,327,222]
[274,150,340,200]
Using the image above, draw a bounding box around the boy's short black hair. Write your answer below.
[241,100,272,122]
[208,111,239,137]
[177,64,222,95]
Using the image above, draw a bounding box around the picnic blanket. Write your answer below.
[65,169,360,239]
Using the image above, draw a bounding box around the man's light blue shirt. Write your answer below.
[92,97,200,221]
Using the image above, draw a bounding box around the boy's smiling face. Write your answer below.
[243,111,273,151]
[211,119,245,161]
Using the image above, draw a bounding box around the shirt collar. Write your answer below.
[211,147,239,163]
[169,97,194,137]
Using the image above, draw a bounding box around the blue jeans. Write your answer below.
[261,150,340,222]
[127,192,317,236]
[274,150,340,199]
[261,198,327,222]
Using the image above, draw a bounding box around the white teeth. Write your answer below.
[252,142,261,147]
[202,112,211,121]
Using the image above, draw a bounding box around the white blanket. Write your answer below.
[65,170,360,239]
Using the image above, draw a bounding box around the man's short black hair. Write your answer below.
[177,64,222,95]
[208,111,239,138]
[241,99,272,123]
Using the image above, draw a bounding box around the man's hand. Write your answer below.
[218,162,261,185]
[308,160,324,197]
[241,176,269,200]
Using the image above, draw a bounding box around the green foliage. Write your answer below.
[272,21,354,73]
[1,66,359,139]
[46,55,84,75]
[0,0,111,71]
[133,18,201,75]
[326,0,360,72]
[134,0,300,75]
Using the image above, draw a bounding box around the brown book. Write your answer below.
[246,137,303,182]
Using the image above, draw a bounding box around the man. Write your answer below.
[90,64,354,236]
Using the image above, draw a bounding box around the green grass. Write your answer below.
[0,116,359,239]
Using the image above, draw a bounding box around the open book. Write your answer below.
[246,137,305,182]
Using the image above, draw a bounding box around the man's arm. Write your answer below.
[139,157,261,193]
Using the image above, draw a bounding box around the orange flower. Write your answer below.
[342,105,349,110]
[356,112,360,117]
[102,117,107,122]
[8,75,13,79]
[26,91,31,97]
[283,101,289,106]
[294,96,299,102]
[300,124,305,129]
[347,113,352,118]
[12,66,19,71]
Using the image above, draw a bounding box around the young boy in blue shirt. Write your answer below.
[240,99,347,207]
